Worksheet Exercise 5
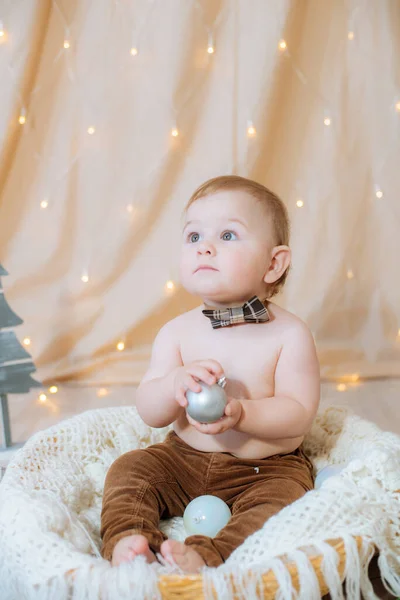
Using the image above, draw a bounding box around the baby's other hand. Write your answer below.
[186,397,242,435]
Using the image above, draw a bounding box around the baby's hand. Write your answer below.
[174,360,224,408]
[186,397,243,435]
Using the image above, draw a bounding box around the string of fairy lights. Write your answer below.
[1,5,400,407]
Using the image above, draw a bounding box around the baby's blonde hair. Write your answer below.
[185,175,291,298]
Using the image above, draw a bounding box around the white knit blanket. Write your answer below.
[1,404,400,600]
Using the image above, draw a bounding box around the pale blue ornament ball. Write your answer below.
[314,465,345,489]
[183,495,231,538]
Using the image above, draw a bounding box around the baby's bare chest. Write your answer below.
[180,323,281,399]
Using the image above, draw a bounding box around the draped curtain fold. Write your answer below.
[0,0,399,385]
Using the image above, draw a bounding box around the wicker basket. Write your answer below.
[66,536,361,598]
[156,536,362,599]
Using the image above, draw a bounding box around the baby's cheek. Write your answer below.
[179,258,192,281]
[228,256,256,279]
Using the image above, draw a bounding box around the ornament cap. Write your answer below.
[217,375,226,388]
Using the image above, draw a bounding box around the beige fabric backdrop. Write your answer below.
[0,0,399,387]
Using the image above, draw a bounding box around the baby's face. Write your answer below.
[180,190,274,305]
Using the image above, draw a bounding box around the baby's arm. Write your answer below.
[234,321,320,439]
[135,320,184,427]
[135,320,223,428]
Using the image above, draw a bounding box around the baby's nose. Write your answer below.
[197,241,216,255]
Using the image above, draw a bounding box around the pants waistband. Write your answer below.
[165,430,310,465]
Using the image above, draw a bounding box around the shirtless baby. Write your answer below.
[100,175,320,572]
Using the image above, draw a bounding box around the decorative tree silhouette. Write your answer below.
[0,264,41,449]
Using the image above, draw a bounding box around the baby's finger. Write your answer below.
[201,421,224,435]
[185,413,198,427]
[176,390,188,407]
[186,412,210,430]
[194,421,212,433]
[185,374,202,393]
[187,366,216,386]
[200,360,224,378]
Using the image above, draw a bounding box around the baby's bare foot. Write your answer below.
[160,539,205,573]
[112,534,157,567]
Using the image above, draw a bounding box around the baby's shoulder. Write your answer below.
[158,306,202,338]
[268,302,314,340]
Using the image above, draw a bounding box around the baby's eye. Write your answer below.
[221,230,237,241]
[188,232,201,243]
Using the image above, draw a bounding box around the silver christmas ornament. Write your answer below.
[186,376,227,423]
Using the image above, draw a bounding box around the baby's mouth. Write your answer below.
[194,266,218,273]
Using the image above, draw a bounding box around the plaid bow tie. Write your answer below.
[202,296,270,329]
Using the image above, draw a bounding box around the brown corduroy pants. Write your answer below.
[100,430,314,567]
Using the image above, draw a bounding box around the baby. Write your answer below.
[100,175,320,572]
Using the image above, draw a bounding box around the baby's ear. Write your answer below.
[263,245,291,284]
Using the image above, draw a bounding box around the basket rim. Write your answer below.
[64,535,364,599]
